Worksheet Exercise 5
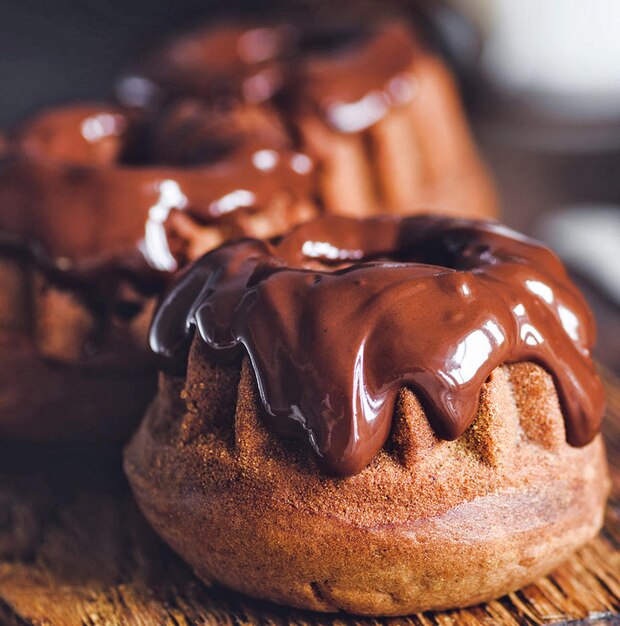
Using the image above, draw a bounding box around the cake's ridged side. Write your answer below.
[124,341,610,615]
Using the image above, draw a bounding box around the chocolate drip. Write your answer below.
[150,216,604,476]
[0,102,314,303]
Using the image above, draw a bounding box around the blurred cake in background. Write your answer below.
[0,101,316,440]
[288,21,496,217]
[121,12,497,218]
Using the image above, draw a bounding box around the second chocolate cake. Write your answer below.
[127,14,497,218]
[0,101,316,439]
[0,7,497,442]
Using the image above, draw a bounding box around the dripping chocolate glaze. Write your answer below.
[150,215,604,476]
[0,102,315,304]
[132,20,421,133]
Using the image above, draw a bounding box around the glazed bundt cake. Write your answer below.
[0,101,316,439]
[125,215,609,615]
[126,16,497,218]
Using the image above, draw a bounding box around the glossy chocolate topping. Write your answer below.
[0,102,314,300]
[151,215,604,476]
[134,20,422,133]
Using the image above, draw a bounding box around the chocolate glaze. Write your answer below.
[0,102,315,307]
[150,215,604,476]
[132,20,422,133]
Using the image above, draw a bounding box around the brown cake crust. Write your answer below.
[125,341,610,616]
[0,331,155,441]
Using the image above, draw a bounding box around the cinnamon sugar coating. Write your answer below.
[125,343,610,615]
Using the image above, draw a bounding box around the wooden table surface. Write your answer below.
[0,366,618,626]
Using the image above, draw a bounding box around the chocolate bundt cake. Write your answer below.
[126,17,497,218]
[125,215,609,615]
[0,102,316,439]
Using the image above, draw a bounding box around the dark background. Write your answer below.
[0,0,261,126]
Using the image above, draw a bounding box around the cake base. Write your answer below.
[125,357,610,616]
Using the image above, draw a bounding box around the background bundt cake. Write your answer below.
[0,101,316,440]
[124,13,497,219]
[125,215,608,615]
